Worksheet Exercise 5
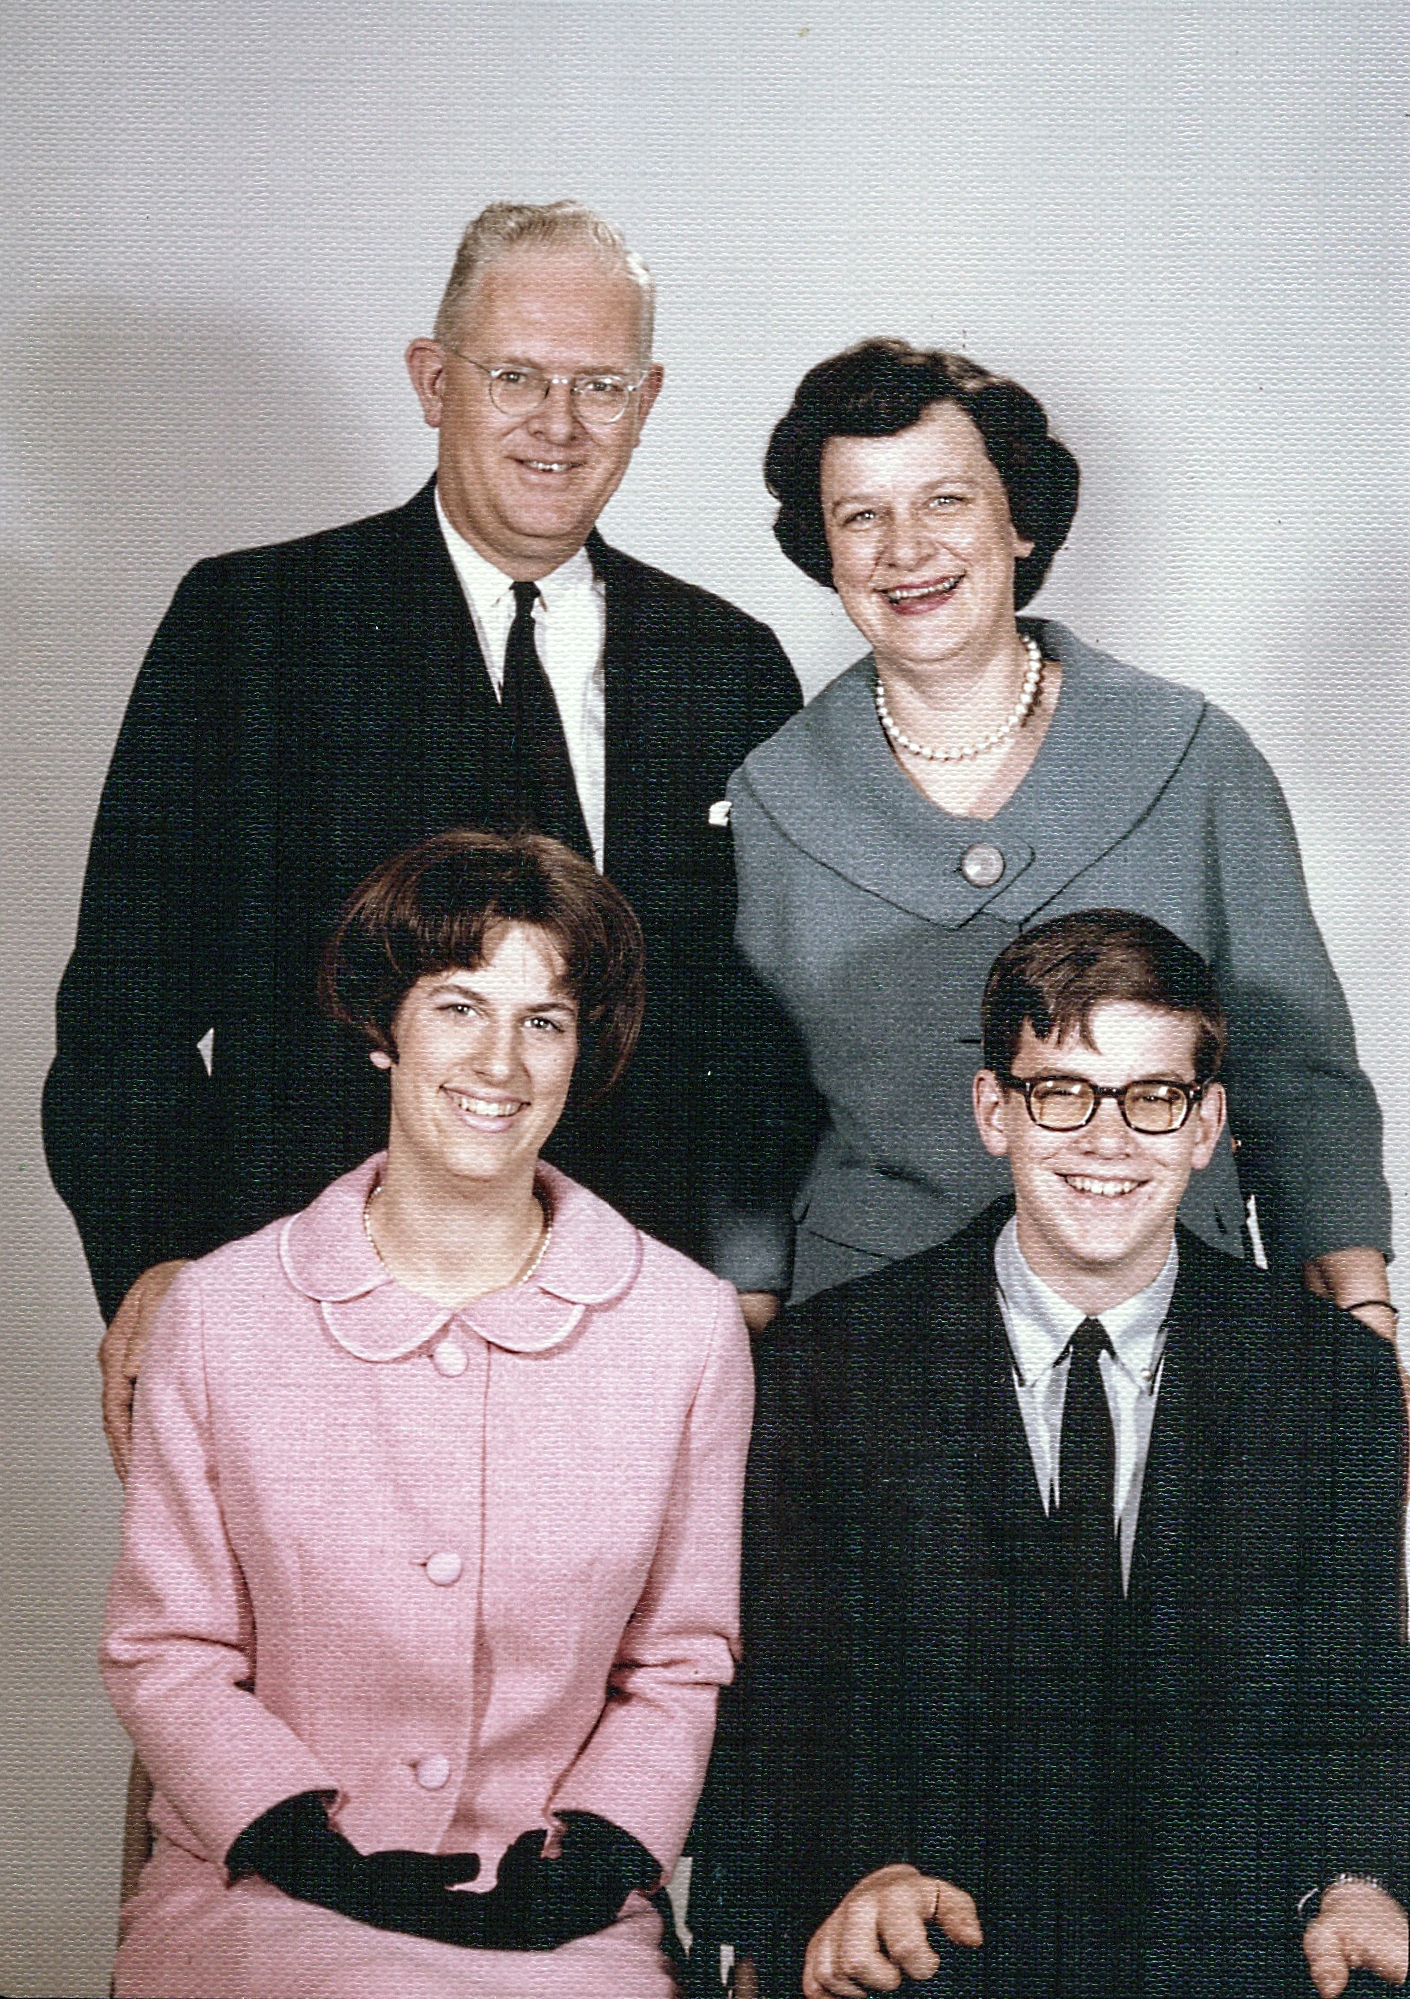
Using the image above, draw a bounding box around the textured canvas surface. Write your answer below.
[3,3,1406,1989]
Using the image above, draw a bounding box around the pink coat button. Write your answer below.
[432,1341,467,1377]
[425,1551,463,1586]
[415,1753,451,1791]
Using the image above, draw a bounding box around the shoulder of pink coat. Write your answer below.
[169,1154,744,1365]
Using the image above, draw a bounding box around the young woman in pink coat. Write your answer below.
[102,829,754,1999]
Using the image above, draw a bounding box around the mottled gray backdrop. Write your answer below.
[3,3,1406,1990]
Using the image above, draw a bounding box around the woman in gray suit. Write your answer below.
[731,338,1394,1326]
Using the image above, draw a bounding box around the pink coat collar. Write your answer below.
[278,1155,642,1360]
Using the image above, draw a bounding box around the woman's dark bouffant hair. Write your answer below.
[765,340,1081,610]
[320,829,646,1103]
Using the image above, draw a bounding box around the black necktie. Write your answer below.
[1055,1319,1132,1983]
[500,582,593,860]
[1056,1317,1122,1617]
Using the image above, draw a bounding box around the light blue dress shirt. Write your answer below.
[993,1217,1178,1589]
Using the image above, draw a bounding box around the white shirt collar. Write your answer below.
[994,1216,1177,1393]
[433,488,598,618]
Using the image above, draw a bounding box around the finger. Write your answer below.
[102,1260,189,1483]
[889,1933,941,1980]
[1316,1903,1410,1985]
[123,1312,152,1383]
[803,1925,882,1999]
[123,1262,185,1385]
[876,1891,940,1981]
[101,1389,130,1482]
[1334,1929,1407,1983]
[1366,1940,1410,1982]
[105,1298,145,1434]
[1301,1918,1350,1999]
[99,1314,136,1483]
[832,1908,905,1991]
[933,1879,984,1948]
[890,1934,942,1980]
[802,1954,872,1999]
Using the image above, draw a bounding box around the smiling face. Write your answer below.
[973,1001,1227,1312]
[820,399,1034,678]
[405,246,663,579]
[373,921,580,1197]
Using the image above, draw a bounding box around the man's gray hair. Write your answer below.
[434,200,655,361]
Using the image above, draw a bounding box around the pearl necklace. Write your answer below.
[873,634,1044,763]
[362,1184,554,1287]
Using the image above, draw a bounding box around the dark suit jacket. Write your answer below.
[689,1205,1409,1997]
[43,479,813,1319]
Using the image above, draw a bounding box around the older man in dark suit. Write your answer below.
[689,910,1407,1999]
[44,199,809,1477]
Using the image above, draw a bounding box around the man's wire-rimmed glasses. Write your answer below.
[441,346,649,425]
[999,1072,1207,1134]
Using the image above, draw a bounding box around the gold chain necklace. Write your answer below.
[362,1185,553,1288]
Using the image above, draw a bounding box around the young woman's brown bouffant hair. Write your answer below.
[320,829,645,1103]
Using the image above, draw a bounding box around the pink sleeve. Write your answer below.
[100,1267,338,1867]
[550,1279,755,1873]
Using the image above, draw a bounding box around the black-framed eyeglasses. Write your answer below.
[442,346,649,425]
[999,1072,1206,1134]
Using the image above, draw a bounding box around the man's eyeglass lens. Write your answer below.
[1013,1076,1200,1133]
[450,351,639,423]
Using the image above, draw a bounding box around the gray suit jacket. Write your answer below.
[729,618,1389,1300]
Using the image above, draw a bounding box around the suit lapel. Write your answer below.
[377,479,512,833]
[915,1209,1055,1559]
[1126,1235,1256,1604]
[966,1286,1055,1542]
[385,476,487,685]
[927,1218,1256,1618]
[585,531,636,880]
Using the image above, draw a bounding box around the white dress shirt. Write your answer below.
[435,490,607,866]
[993,1217,1178,1589]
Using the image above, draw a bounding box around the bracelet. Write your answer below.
[1342,1300,1400,1319]
[1298,1874,1391,1927]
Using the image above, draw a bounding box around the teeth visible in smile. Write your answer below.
[885,577,959,602]
[1064,1175,1141,1198]
[524,459,571,472]
[449,1091,522,1118]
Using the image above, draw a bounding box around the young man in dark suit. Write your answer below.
[43,200,809,1477]
[690,909,1407,1999]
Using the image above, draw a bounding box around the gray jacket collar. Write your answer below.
[731,619,1207,929]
